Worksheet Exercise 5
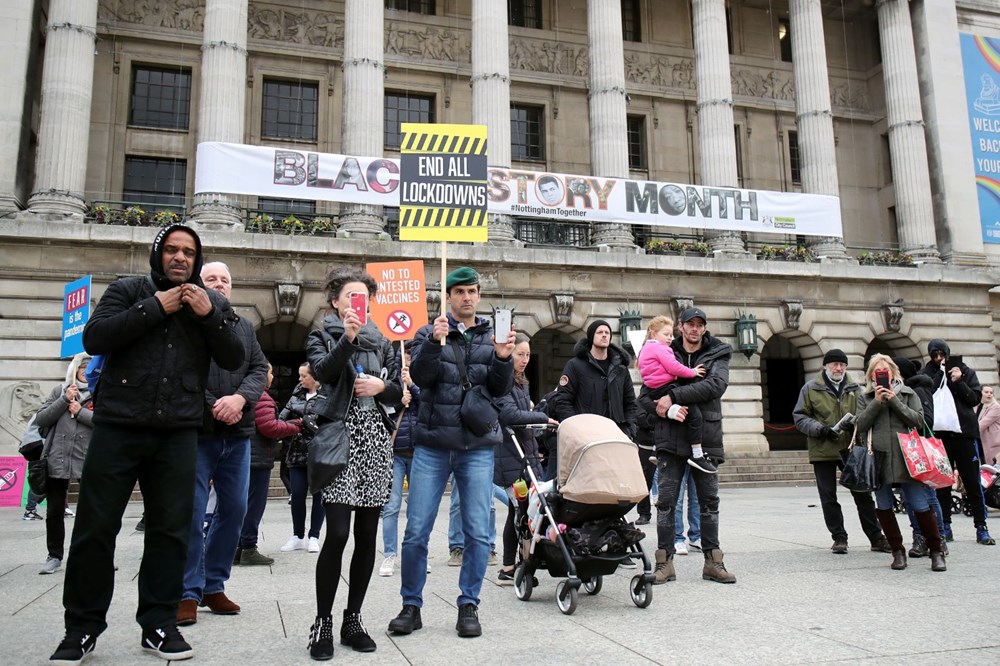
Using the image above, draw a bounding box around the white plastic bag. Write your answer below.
[932,373,961,433]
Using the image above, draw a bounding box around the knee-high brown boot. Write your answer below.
[914,509,947,572]
[875,509,907,570]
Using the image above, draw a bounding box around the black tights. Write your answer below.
[502,500,517,568]
[315,503,381,618]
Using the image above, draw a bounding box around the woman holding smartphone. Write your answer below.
[855,354,945,572]
[304,268,402,660]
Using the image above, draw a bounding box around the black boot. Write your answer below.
[308,616,334,661]
[341,610,376,652]
[908,534,928,558]
[875,509,906,570]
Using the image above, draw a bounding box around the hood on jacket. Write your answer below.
[903,373,934,391]
[927,338,951,359]
[65,352,91,387]
[149,223,205,290]
[572,337,631,366]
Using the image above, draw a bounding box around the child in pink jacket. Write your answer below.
[638,316,714,474]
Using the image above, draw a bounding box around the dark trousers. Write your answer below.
[239,467,273,549]
[812,460,881,543]
[636,446,656,518]
[63,424,197,635]
[45,477,70,560]
[936,435,988,527]
[288,466,324,539]
[655,452,719,553]
[501,499,517,568]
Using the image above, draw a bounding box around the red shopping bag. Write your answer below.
[897,429,953,488]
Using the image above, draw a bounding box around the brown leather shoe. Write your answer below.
[177,599,198,626]
[201,591,241,615]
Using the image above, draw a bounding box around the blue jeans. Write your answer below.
[383,455,413,556]
[239,467,272,549]
[183,436,250,601]
[288,466,324,539]
[875,482,930,513]
[674,466,701,544]
[905,484,945,536]
[448,474,462,551]
[400,445,494,608]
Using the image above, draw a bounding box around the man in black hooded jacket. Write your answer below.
[50,225,245,664]
[920,339,995,545]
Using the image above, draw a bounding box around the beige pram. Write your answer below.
[510,414,654,615]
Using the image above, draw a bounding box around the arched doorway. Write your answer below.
[256,321,310,407]
[864,333,922,371]
[524,328,580,404]
[761,335,807,451]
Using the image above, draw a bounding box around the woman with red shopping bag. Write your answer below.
[855,355,946,572]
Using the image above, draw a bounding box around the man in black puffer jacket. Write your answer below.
[52,225,244,665]
[179,262,268,625]
[920,339,995,545]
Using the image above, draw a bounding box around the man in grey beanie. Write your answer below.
[793,349,889,554]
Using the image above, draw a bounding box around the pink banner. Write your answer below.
[0,456,28,507]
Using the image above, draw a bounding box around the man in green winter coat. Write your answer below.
[793,349,889,555]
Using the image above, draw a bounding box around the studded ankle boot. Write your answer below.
[341,610,377,652]
[308,615,333,661]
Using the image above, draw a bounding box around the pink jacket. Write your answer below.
[979,401,1000,465]
[638,340,698,389]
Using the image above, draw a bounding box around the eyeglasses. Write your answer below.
[930,351,945,358]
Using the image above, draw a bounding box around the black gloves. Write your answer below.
[820,425,838,440]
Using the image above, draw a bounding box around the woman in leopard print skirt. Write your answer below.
[303,268,402,660]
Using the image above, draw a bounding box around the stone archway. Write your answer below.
[525,327,580,404]
[256,321,311,407]
[864,332,922,372]
[759,330,823,451]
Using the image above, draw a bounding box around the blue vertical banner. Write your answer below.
[61,276,91,358]
[960,33,1000,244]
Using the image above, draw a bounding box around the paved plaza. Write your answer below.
[3,485,999,665]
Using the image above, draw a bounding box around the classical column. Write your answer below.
[911,0,985,265]
[691,0,744,255]
[790,0,849,261]
[587,0,634,248]
[338,0,385,238]
[0,0,39,213]
[188,0,248,229]
[26,0,99,217]
[875,0,940,262]
[472,0,516,243]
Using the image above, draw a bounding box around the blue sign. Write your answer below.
[960,33,1000,244]
[61,276,91,358]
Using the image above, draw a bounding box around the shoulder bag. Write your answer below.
[839,426,878,493]
[451,340,501,437]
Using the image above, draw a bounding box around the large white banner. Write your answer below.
[195,142,843,237]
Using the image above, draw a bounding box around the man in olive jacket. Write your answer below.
[51,225,244,664]
[793,349,888,555]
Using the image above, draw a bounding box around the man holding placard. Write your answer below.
[388,267,515,639]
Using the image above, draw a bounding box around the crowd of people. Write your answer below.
[18,224,998,664]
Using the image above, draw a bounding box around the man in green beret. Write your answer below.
[388,266,516,639]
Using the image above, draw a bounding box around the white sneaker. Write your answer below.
[308,537,321,553]
[64,507,75,517]
[280,536,306,552]
[427,560,432,574]
[379,555,396,577]
[675,541,689,556]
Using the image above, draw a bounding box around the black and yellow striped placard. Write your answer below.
[399,123,488,242]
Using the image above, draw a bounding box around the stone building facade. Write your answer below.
[1,0,999,456]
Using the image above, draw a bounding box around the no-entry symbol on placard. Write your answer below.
[387,311,413,335]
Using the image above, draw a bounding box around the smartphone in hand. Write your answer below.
[494,309,512,342]
[875,369,890,389]
[350,292,368,325]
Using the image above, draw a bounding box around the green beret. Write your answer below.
[446,266,480,290]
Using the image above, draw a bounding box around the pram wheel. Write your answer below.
[951,494,964,517]
[630,574,653,609]
[583,576,602,596]
[514,564,533,602]
[555,580,578,615]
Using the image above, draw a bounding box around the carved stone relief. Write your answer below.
[0,381,45,444]
[385,22,468,63]
[98,0,205,32]
[509,38,589,78]
[882,299,904,333]
[782,300,803,330]
[248,4,344,49]
[550,293,574,324]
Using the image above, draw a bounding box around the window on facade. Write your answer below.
[511,104,545,162]
[384,92,435,149]
[881,134,893,186]
[509,0,542,29]
[258,197,316,220]
[262,79,318,142]
[734,125,744,187]
[726,6,734,55]
[129,65,192,130]
[627,115,647,170]
[123,157,187,207]
[384,0,435,14]
[385,207,401,240]
[788,130,801,186]
[778,18,793,63]
[622,0,641,42]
